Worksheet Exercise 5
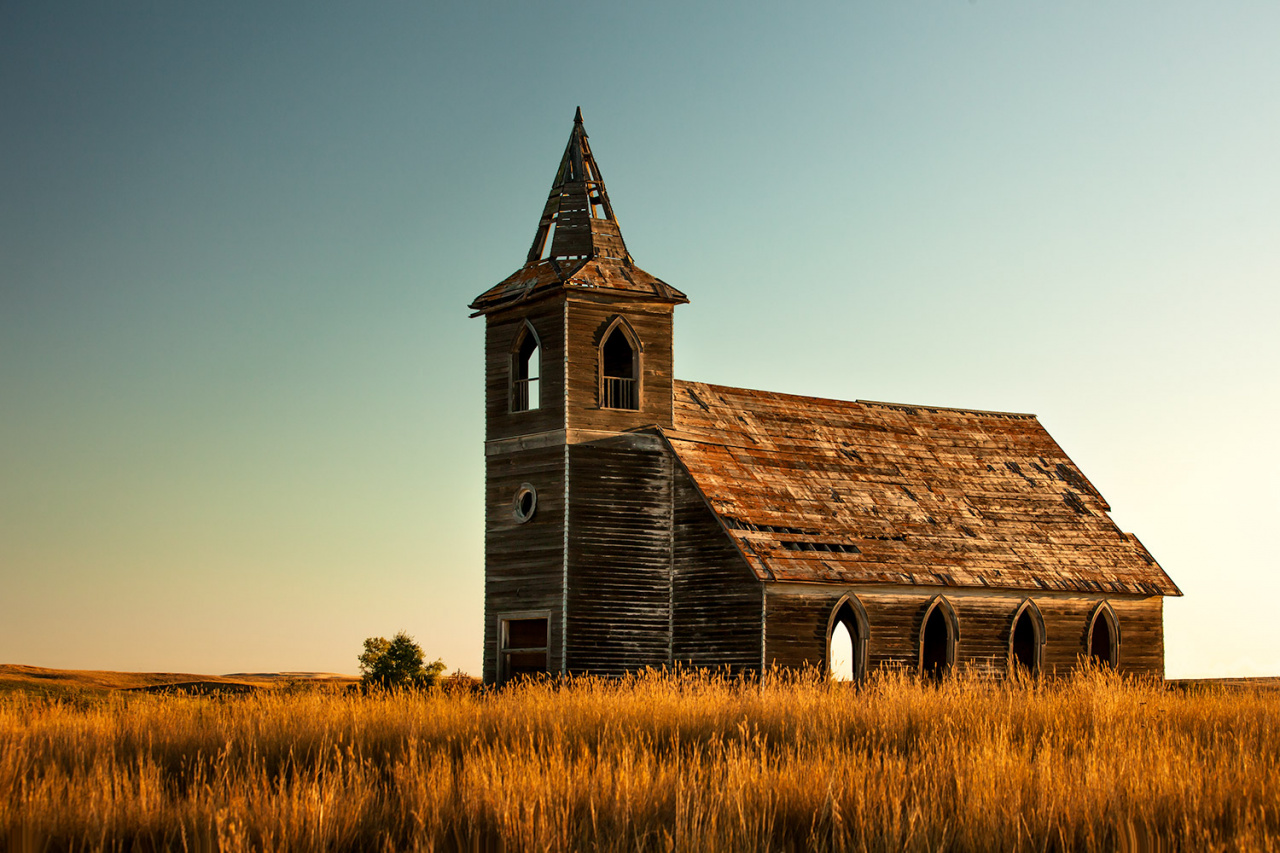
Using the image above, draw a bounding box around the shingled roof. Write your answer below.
[664,381,1179,597]
[471,109,687,315]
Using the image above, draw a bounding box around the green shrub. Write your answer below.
[357,631,445,689]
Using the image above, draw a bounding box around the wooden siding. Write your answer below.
[764,586,1166,678]
[565,294,675,433]
[566,434,672,675]
[672,462,763,671]
[483,446,565,683]
[485,295,565,443]
[1110,596,1165,678]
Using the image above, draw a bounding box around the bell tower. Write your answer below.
[470,109,688,683]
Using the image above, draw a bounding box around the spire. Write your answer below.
[526,108,631,264]
[469,110,687,314]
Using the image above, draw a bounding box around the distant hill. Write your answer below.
[0,664,358,697]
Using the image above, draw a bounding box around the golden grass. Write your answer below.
[2,668,1279,852]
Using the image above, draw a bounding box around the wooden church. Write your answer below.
[469,109,1180,685]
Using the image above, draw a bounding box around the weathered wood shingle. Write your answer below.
[664,381,1179,597]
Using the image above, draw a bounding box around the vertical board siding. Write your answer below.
[484,447,565,683]
[485,297,565,442]
[764,588,1168,679]
[565,296,674,433]
[672,466,763,671]
[566,435,673,675]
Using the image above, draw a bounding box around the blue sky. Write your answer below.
[2,2,1277,677]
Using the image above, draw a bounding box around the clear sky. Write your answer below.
[2,3,1276,678]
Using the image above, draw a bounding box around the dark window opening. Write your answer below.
[512,484,537,524]
[921,606,950,682]
[1012,609,1038,674]
[1090,612,1115,668]
[511,328,540,412]
[501,617,549,683]
[601,326,637,410]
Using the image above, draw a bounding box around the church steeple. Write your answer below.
[527,107,630,264]
[470,109,686,315]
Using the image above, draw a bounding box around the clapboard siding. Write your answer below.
[1112,596,1164,678]
[763,591,832,669]
[485,296,565,442]
[672,465,762,671]
[565,295,675,433]
[764,587,1167,679]
[860,593,928,669]
[565,435,673,675]
[483,446,565,683]
[950,596,1023,677]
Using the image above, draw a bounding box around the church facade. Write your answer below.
[469,110,1179,685]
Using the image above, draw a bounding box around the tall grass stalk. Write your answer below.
[2,668,1278,851]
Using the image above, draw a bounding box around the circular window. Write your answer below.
[512,484,537,523]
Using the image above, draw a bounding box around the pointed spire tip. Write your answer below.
[574,106,583,124]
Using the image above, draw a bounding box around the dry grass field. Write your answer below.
[2,667,1279,852]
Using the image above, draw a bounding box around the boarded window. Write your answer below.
[501,616,549,682]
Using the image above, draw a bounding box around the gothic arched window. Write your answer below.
[510,322,541,412]
[1086,601,1120,669]
[919,596,960,682]
[599,318,640,410]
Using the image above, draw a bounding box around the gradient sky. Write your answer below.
[2,3,1277,678]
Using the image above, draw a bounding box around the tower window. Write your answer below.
[511,323,540,412]
[600,322,639,410]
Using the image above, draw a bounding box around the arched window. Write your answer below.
[826,595,869,682]
[919,596,959,682]
[1086,602,1120,669]
[599,318,640,410]
[1009,599,1046,677]
[510,322,541,412]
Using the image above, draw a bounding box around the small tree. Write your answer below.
[358,631,445,690]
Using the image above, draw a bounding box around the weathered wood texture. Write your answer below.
[483,446,565,683]
[565,294,675,433]
[1109,596,1165,678]
[566,435,673,675]
[668,381,1177,598]
[763,587,1166,678]
[474,110,1173,685]
[470,111,687,317]
[672,463,762,671]
[485,296,565,443]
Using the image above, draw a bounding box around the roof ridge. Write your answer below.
[856,399,1037,420]
[674,380,1037,420]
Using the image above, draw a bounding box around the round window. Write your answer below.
[513,483,537,523]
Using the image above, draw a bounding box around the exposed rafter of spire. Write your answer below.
[526,107,631,264]
[470,109,686,314]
